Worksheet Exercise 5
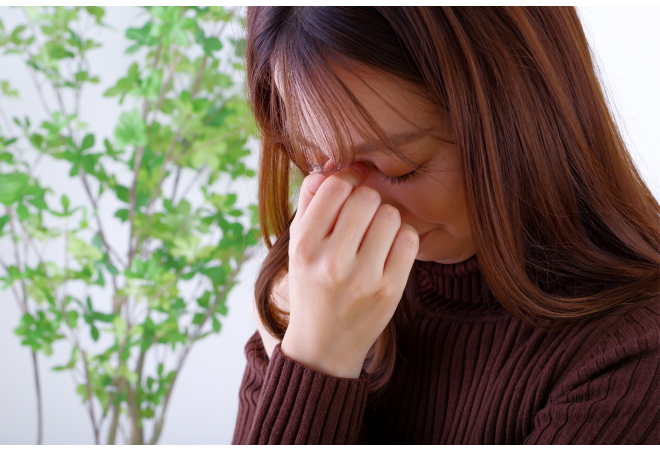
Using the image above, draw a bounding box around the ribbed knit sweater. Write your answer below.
[232,254,660,444]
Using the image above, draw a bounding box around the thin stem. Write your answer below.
[108,405,121,445]
[0,258,26,313]
[18,220,44,265]
[170,166,182,201]
[80,349,100,445]
[7,207,44,445]
[30,350,43,445]
[127,383,143,444]
[0,102,15,134]
[22,10,53,117]
[7,208,28,308]
[128,145,146,265]
[28,69,53,117]
[149,255,249,445]
[59,280,101,445]
[79,171,126,274]
[118,415,129,444]
[107,316,133,444]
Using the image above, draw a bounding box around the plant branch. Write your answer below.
[17,220,45,265]
[128,145,145,265]
[170,166,182,201]
[7,208,28,309]
[149,254,249,445]
[0,258,26,313]
[80,349,100,445]
[0,102,15,134]
[8,207,44,446]
[78,171,125,275]
[30,350,43,445]
[28,69,53,117]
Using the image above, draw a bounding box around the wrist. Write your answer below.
[280,332,366,379]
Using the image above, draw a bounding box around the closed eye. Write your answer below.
[381,168,421,185]
[380,160,428,185]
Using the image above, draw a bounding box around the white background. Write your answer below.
[0,6,658,445]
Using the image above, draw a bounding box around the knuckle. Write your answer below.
[375,284,395,301]
[399,226,420,249]
[325,177,353,198]
[289,237,314,262]
[354,186,381,206]
[346,279,368,300]
[320,256,344,282]
[377,204,401,224]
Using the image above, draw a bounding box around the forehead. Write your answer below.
[272,57,444,170]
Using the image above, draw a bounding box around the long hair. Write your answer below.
[246,7,660,399]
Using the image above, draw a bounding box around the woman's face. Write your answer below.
[319,65,476,264]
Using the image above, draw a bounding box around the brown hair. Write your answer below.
[246,7,660,399]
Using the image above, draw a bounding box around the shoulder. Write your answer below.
[549,298,659,400]
[581,299,659,363]
[526,299,660,444]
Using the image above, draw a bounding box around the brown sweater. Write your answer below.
[232,254,660,444]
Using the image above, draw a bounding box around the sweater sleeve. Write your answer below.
[524,305,660,445]
[232,331,372,444]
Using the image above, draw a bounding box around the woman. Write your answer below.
[232,7,659,444]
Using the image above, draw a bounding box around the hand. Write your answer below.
[251,274,289,360]
[281,164,419,378]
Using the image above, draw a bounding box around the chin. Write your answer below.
[415,233,476,264]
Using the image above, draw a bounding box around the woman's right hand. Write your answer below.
[280,163,419,379]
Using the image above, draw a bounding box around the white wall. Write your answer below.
[0,6,658,445]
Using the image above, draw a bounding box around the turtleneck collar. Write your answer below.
[413,253,503,313]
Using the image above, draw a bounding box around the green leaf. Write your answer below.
[113,316,127,343]
[192,313,205,325]
[16,203,29,221]
[0,215,9,233]
[85,6,104,23]
[212,316,221,333]
[68,235,103,262]
[52,346,80,371]
[61,195,70,211]
[45,42,74,60]
[66,310,79,327]
[114,110,147,149]
[114,208,128,221]
[90,325,99,341]
[115,185,129,203]
[81,133,94,151]
[196,291,210,308]
[1,80,18,98]
[203,37,222,56]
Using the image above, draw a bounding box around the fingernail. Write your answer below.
[307,173,327,194]
[351,163,368,180]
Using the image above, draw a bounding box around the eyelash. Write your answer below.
[381,166,422,185]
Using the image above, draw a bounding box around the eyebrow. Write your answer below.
[354,129,430,154]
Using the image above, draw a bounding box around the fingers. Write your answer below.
[294,163,368,241]
[292,173,328,227]
[356,203,401,268]
[329,186,382,256]
[382,223,419,285]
